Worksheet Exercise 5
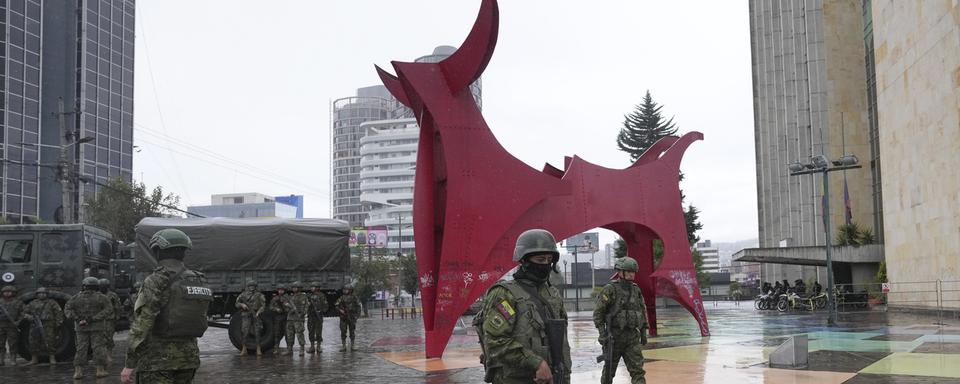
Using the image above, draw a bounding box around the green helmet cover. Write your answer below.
[512,229,560,263]
[246,279,257,287]
[310,281,322,288]
[276,284,287,290]
[615,257,639,272]
[1,285,16,293]
[291,281,303,288]
[149,228,193,250]
[82,276,101,286]
[99,278,111,286]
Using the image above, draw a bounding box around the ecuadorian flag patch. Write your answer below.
[496,300,516,320]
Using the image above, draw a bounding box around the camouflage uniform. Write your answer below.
[594,278,648,384]
[100,280,122,356]
[123,290,138,321]
[268,288,288,353]
[24,290,63,359]
[307,284,328,353]
[284,284,310,355]
[64,288,114,368]
[335,290,361,350]
[124,260,204,382]
[0,285,25,365]
[235,283,265,355]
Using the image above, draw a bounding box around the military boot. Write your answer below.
[95,365,109,378]
[340,338,347,351]
[73,366,84,379]
[285,344,294,355]
[240,345,248,356]
[256,346,263,356]
[26,355,39,366]
[50,355,57,365]
[299,346,305,356]
[307,343,315,354]
[350,338,355,351]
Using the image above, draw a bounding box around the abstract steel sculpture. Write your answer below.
[376,0,709,357]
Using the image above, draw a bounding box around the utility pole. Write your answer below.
[55,98,76,224]
[397,216,403,258]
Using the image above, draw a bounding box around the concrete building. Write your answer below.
[1,0,135,223]
[742,0,882,285]
[188,193,297,219]
[695,240,721,273]
[870,1,960,309]
[359,119,417,252]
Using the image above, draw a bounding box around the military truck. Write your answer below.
[0,224,133,362]
[133,217,351,353]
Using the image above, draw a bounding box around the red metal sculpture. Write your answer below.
[376,0,709,358]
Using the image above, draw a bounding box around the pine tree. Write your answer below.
[616,90,678,161]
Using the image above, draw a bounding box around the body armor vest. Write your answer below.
[611,281,645,330]
[153,270,213,338]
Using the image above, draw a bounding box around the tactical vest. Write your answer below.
[482,281,564,377]
[610,281,645,330]
[0,298,22,327]
[153,270,213,338]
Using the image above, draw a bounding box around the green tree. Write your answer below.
[398,252,419,306]
[85,177,181,242]
[617,90,678,161]
[835,222,875,247]
[351,254,392,316]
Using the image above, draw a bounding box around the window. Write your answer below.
[0,237,33,263]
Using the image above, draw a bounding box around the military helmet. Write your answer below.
[99,278,111,286]
[245,279,257,287]
[343,283,354,290]
[1,285,16,293]
[149,228,193,250]
[614,257,639,272]
[82,276,101,286]
[276,283,287,290]
[291,281,303,288]
[310,281,321,288]
[512,229,560,262]
[35,287,47,294]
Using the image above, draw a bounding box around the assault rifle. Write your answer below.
[545,318,568,383]
[595,312,616,379]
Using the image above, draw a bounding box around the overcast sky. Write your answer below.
[132,1,758,245]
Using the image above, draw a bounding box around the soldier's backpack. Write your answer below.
[153,270,213,338]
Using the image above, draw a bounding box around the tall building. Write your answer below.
[1,0,136,223]
[358,119,417,252]
[743,0,881,283]
[188,193,297,219]
[695,240,721,273]
[330,46,481,229]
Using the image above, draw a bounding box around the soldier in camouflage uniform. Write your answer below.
[24,287,63,365]
[0,284,25,366]
[594,257,648,384]
[268,284,288,355]
[335,284,361,351]
[235,279,266,356]
[477,229,571,384]
[306,281,328,353]
[65,277,114,379]
[122,281,142,321]
[283,281,310,356]
[121,228,213,384]
[99,278,122,363]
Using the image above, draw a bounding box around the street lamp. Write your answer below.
[787,154,861,326]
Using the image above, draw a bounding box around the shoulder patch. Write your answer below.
[496,300,516,320]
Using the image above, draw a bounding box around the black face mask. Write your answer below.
[523,262,553,281]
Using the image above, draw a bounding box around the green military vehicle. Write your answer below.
[0,224,134,362]
[133,217,351,353]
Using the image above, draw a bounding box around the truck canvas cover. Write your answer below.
[134,217,350,273]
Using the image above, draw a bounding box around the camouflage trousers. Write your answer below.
[339,318,356,341]
[0,325,18,355]
[600,339,645,384]
[28,322,60,356]
[240,313,261,344]
[136,368,196,384]
[272,317,286,349]
[104,321,116,351]
[307,316,323,343]
[285,320,305,348]
[74,330,110,367]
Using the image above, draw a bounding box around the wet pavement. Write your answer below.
[2,303,959,383]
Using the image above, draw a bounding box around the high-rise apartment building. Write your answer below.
[695,240,721,273]
[1,0,135,223]
[358,119,417,252]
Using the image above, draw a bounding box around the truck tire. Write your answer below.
[16,321,77,362]
[228,311,276,353]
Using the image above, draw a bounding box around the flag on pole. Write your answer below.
[843,179,853,225]
[821,180,828,232]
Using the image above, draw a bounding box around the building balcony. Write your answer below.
[359,155,417,167]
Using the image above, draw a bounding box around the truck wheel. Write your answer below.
[228,311,276,353]
[16,321,76,362]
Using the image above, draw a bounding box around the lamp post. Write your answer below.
[787,154,861,326]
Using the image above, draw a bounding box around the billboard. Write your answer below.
[565,232,599,253]
[350,227,388,248]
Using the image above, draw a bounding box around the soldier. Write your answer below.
[477,229,571,384]
[0,284,25,366]
[120,228,213,384]
[24,287,63,365]
[122,281,142,321]
[284,281,310,356]
[235,279,266,356]
[594,257,648,384]
[64,276,114,379]
[99,278,122,363]
[307,281,328,354]
[334,284,361,351]
[268,284,288,355]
